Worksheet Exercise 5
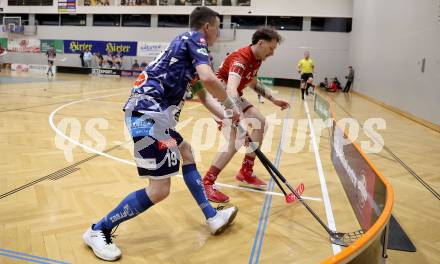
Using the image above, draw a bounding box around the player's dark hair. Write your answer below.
[190,6,220,30]
[252,27,283,45]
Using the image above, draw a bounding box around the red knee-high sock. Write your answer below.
[240,155,256,173]
[203,165,221,185]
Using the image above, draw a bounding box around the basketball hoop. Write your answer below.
[2,17,26,40]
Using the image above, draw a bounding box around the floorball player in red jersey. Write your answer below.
[202,27,290,203]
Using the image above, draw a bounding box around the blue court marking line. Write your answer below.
[0,248,69,264]
[249,179,275,264]
[255,123,286,263]
[248,89,296,264]
[254,180,276,264]
[0,252,49,264]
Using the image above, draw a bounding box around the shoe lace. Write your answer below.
[206,183,222,194]
[216,204,225,211]
[102,225,119,245]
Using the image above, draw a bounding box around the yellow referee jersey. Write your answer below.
[298,58,314,73]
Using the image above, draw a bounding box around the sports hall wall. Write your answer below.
[349,0,440,126]
[0,0,353,81]
[1,28,350,81]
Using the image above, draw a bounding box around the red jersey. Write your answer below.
[329,82,337,92]
[217,45,261,96]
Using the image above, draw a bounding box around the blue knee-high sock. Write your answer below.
[93,189,153,231]
[182,164,217,219]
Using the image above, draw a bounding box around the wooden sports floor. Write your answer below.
[0,71,439,263]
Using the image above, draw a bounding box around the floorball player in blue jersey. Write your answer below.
[83,6,241,261]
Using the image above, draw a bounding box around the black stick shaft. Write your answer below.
[258,153,288,196]
[253,147,333,234]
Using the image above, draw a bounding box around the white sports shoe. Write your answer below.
[206,206,238,235]
[83,225,121,261]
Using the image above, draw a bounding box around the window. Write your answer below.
[267,16,302,31]
[36,14,59,26]
[8,0,52,5]
[205,0,250,6]
[311,17,352,32]
[122,15,151,27]
[79,0,116,5]
[61,14,86,26]
[158,15,189,28]
[231,16,265,29]
[93,14,121,27]
[120,0,156,6]
[159,0,201,5]
[204,0,218,5]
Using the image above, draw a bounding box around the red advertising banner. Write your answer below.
[331,124,379,230]
[8,38,40,53]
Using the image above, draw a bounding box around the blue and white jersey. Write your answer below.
[124,31,210,114]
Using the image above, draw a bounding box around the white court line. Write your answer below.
[49,92,135,166]
[303,98,342,254]
[215,182,322,202]
[48,92,323,202]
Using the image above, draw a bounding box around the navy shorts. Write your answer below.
[125,111,183,179]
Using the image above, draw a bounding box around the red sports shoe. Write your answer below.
[236,169,267,190]
[204,182,230,203]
